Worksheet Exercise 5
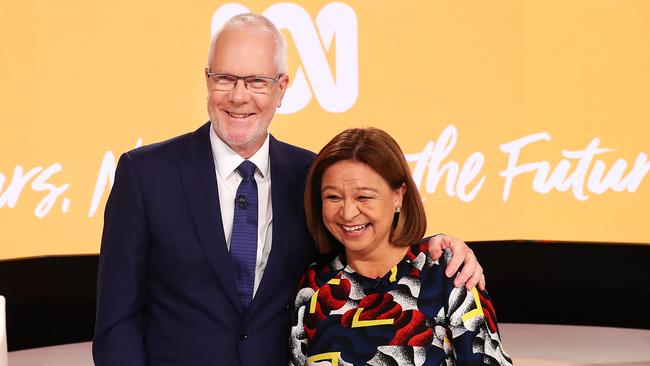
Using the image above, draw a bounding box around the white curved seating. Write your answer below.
[1,295,7,366]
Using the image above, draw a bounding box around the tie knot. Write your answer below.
[236,160,257,179]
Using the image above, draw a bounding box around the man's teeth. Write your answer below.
[228,112,251,118]
[343,224,368,232]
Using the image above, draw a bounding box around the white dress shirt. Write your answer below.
[209,126,273,297]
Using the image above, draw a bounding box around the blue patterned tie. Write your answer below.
[230,160,258,310]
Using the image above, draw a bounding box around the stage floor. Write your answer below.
[8,323,650,365]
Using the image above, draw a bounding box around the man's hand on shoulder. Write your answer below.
[427,234,486,291]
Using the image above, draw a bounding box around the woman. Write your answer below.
[289,127,512,365]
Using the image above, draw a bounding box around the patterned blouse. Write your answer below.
[289,241,512,365]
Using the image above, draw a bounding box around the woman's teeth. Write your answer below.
[343,224,368,232]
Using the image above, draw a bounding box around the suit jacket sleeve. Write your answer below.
[93,152,149,366]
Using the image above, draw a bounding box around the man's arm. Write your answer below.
[92,153,149,366]
[428,234,485,290]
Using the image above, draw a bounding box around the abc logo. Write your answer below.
[211,2,358,114]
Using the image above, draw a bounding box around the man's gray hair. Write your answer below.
[207,13,287,74]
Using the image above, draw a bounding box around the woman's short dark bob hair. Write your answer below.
[304,127,427,254]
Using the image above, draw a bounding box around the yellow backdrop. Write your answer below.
[1,0,649,260]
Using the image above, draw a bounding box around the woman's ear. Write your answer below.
[394,183,406,209]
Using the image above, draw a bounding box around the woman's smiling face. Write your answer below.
[320,160,404,258]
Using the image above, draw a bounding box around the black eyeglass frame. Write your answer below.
[206,71,283,94]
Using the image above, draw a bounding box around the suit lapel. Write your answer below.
[248,136,296,313]
[178,123,243,313]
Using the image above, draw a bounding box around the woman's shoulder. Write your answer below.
[401,239,456,290]
[405,239,452,267]
[297,252,345,290]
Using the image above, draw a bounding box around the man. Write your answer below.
[93,13,484,366]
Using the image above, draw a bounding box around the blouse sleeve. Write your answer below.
[446,286,513,365]
[288,265,319,366]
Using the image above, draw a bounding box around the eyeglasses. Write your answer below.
[207,72,282,94]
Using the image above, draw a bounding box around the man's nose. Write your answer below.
[229,79,250,103]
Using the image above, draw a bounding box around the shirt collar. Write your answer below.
[209,124,270,180]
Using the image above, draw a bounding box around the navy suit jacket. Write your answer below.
[93,122,318,366]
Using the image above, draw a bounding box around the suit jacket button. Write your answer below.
[240,329,248,340]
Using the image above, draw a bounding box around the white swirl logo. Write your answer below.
[211,2,358,114]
